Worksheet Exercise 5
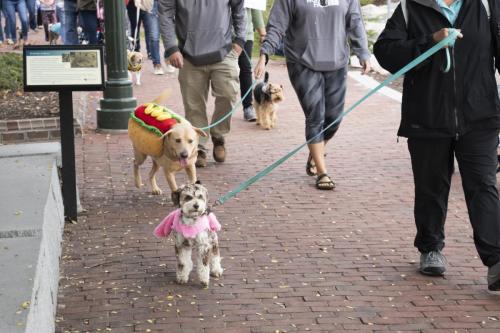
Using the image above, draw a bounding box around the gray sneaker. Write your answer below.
[243,106,256,122]
[487,262,500,294]
[419,251,447,276]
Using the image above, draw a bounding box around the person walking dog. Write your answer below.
[158,0,246,167]
[254,0,371,190]
[374,0,500,293]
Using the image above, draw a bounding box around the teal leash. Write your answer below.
[199,48,258,131]
[214,30,460,206]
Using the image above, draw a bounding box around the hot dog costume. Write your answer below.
[128,103,186,157]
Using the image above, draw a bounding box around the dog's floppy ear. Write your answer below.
[160,128,174,140]
[171,188,182,207]
[193,127,208,138]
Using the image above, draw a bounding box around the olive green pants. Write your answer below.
[178,50,240,153]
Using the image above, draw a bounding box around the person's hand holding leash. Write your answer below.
[433,28,463,46]
[169,51,184,69]
[254,54,267,79]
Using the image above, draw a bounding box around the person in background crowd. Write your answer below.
[3,0,30,49]
[40,0,56,42]
[63,0,78,44]
[1,0,13,45]
[127,0,149,56]
[77,0,97,44]
[26,0,36,31]
[55,0,64,42]
[136,0,164,75]
[240,8,266,122]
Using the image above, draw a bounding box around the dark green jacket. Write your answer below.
[77,0,96,11]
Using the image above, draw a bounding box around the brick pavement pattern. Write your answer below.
[55,56,500,333]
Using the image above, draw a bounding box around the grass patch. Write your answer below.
[0,53,23,92]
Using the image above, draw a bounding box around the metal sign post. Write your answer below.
[23,45,105,222]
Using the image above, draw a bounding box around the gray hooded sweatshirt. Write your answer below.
[261,0,370,72]
[158,0,246,66]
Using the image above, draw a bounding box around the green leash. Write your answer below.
[199,48,258,131]
[214,30,460,206]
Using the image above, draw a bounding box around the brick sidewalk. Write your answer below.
[55,54,500,333]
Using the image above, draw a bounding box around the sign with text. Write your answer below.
[23,45,105,92]
[244,0,266,10]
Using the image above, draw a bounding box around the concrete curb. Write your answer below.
[348,70,402,103]
[25,160,65,333]
[0,144,65,333]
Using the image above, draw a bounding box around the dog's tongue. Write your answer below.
[180,158,188,167]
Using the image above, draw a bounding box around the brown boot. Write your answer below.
[195,150,207,168]
[213,142,226,163]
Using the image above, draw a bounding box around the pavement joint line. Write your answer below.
[0,229,41,239]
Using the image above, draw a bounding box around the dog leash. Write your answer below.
[198,48,258,131]
[211,29,461,207]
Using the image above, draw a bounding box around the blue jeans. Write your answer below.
[142,0,160,65]
[63,0,78,44]
[26,0,36,30]
[0,8,4,41]
[79,10,97,45]
[2,5,11,40]
[4,0,28,42]
[56,5,64,43]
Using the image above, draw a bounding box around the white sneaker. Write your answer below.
[6,39,14,45]
[165,63,176,74]
[153,64,164,75]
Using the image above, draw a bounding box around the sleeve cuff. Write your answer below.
[164,46,180,59]
[357,52,371,62]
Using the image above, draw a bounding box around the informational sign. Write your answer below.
[23,45,105,92]
[244,0,266,10]
[22,45,105,222]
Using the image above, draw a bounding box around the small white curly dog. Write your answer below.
[154,182,223,287]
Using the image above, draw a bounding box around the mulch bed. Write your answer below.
[0,91,59,120]
[367,70,404,93]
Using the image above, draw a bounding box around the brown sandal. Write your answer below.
[306,153,327,177]
[316,173,335,190]
[306,153,316,176]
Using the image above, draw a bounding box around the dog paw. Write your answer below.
[136,82,141,86]
[210,268,223,278]
[200,280,209,288]
[176,277,189,285]
[152,188,163,195]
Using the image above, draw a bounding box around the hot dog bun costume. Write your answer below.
[128,103,186,158]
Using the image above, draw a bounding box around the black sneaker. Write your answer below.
[487,262,500,294]
[419,251,447,276]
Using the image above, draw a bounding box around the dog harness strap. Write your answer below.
[154,209,221,239]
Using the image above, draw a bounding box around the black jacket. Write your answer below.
[374,0,500,138]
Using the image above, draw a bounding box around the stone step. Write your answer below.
[0,143,65,333]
